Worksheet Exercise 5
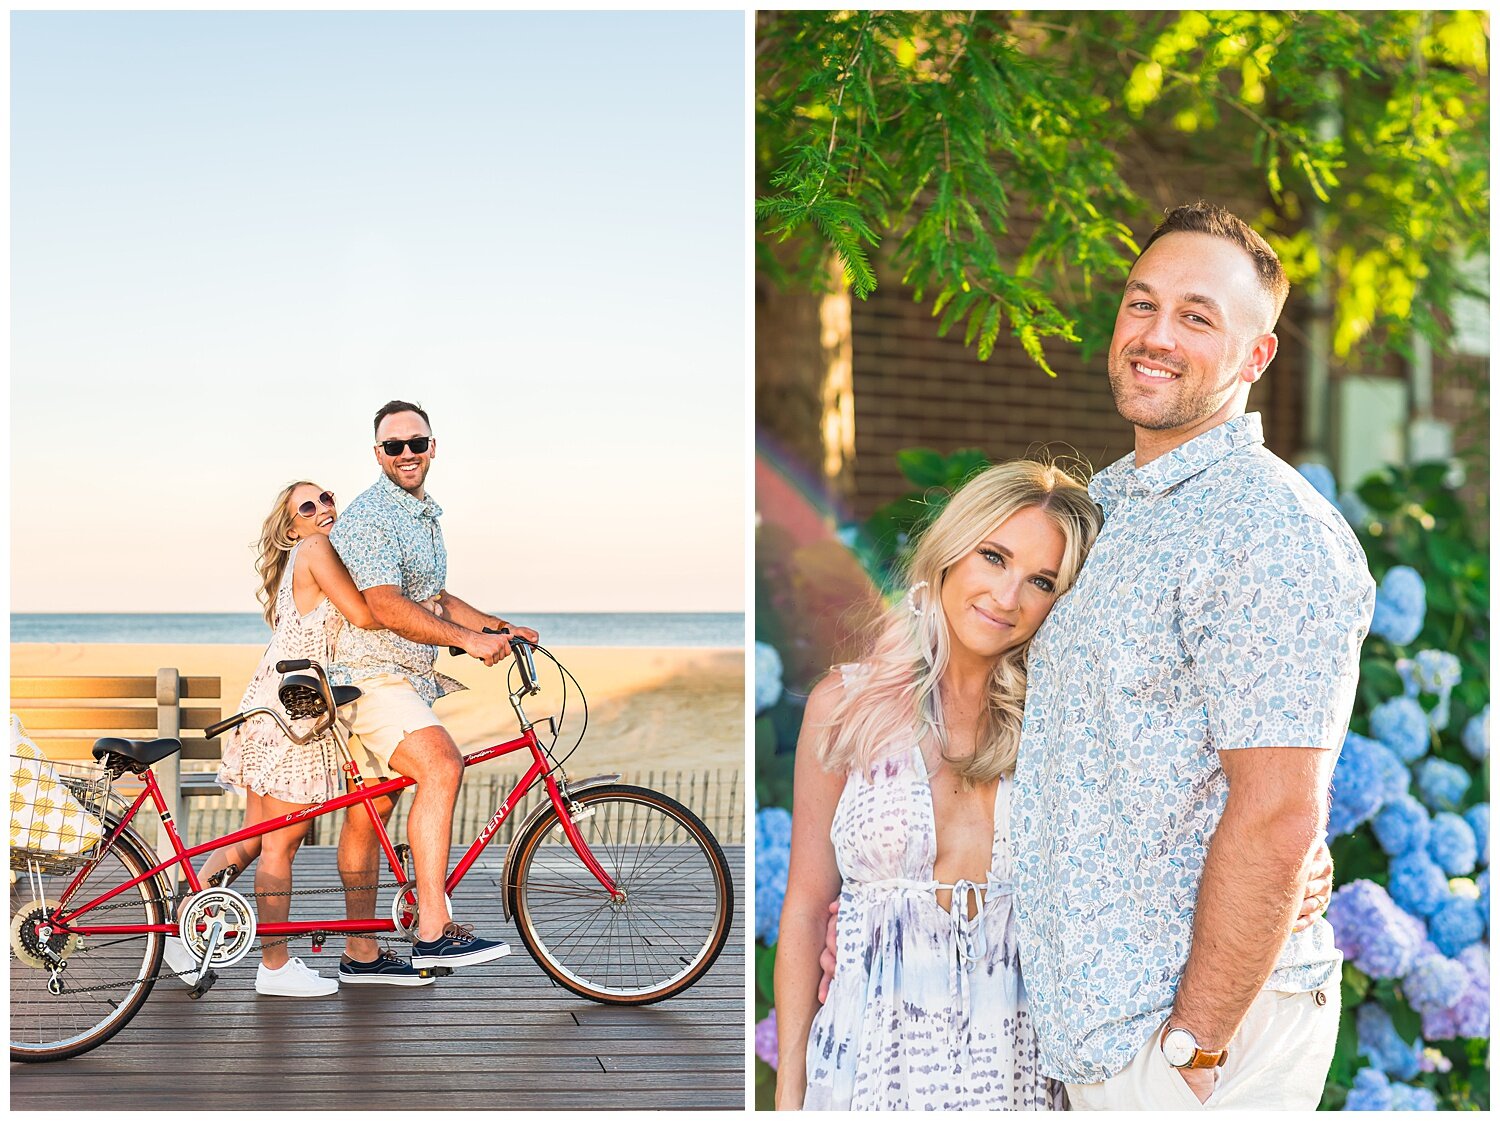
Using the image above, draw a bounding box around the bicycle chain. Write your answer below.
[30,879,415,994]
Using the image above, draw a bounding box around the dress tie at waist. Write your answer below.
[844,876,1013,971]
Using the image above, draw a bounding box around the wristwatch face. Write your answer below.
[1162,1028,1197,1067]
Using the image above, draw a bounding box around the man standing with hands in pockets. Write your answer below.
[330,398,539,986]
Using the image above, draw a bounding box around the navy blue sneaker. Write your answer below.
[338,949,435,987]
[410,923,512,969]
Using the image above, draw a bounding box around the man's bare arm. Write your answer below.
[434,591,502,633]
[1170,747,1334,1082]
[363,585,510,664]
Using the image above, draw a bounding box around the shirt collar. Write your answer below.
[1090,412,1265,510]
[375,471,443,519]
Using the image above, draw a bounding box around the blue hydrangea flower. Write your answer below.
[1327,880,1427,978]
[1345,1067,1394,1110]
[1337,490,1370,527]
[1329,732,1390,837]
[1477,870,1489,934]
[1296,462,1337,505]
[754,806,793,943]
[1372,696,1433,763]
[1462,706,1489,760]
[1428,813,1478,876]
[1428,692,1452,734]
[754,641,784,714]
[1412,650,1462,693]
[1370,566,1426,646]
[1419,943,1490,1040]
[1465,804,1489,867]
[1374,796,1432,857]
[1397,658,1419,698]
[1371,739,1410,803]
[1403,947,1470,1013]
[1389,1082,1440,1110]
[1355,1001,1423,1080]
[1415,757,1471,812]
[1427,896,1485,958]
[1388,851,1450,918]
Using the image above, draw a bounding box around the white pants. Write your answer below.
[1065,985,1340,1110]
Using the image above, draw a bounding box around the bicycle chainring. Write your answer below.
[177,887,257,969]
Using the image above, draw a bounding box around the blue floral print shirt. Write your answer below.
[329,473,464,706]
[1012,413,1375,1084]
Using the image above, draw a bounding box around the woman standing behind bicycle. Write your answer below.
[168,481,437,998]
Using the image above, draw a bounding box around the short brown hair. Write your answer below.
[1141,201,1289,327]
[373,399,431,436]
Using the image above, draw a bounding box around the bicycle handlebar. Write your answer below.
[449,628,539,694]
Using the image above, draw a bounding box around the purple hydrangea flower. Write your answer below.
[1329,732,1391,836]
[755,806,793,944]
[1414,757,1471,812]
[1428,813,1478,876]
[1463,803,1488,867]
[1403,946,1469,1013]
[1427,896,1485,958]
[1326,880,1427,978]
[1355,1001,1423,1080]
[1389,1082,1440,1110]
[1388,851,1450,918]
[1297,462,1337,505]
[1421,943,1489,1040]
[1345,1067,1394,1110]
[1462,706,1489,760]
[1412,650,1462,693]
[1372,696,1433,763]
[1370,567,1426,646]
[1373,796,1431,858]
[754,1009,779,1069]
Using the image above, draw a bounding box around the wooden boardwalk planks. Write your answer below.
[10,844,746,1111]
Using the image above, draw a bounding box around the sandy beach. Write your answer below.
[10,643,745,776]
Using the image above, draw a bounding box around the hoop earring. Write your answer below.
[906,580,929,619]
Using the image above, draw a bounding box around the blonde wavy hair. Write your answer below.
[816,460,1103,783]
[254,481,318,627]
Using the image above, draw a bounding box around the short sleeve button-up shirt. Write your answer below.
[329,472,464,706]
[1012,413,1374,1084]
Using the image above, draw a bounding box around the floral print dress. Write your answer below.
[802,668,1065,1111]
[217,541,346,805]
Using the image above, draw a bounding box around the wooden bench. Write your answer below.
[10,669,222,863]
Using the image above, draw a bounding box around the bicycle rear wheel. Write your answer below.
[10,823,166,1062]
[509,784,733,1005]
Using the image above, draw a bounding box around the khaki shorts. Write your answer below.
[339,673,445,782]
[1065,984,1340,1111]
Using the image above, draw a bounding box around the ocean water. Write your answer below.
[10,612,744,648]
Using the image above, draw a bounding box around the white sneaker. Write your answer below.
[254,957,339,998]
[162,937,205,986]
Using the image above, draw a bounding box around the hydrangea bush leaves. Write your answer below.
[755,453,1488,1110]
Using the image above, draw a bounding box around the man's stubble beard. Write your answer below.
[1106,349,1239,433]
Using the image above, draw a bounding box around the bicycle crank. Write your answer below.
[177,887,257,970]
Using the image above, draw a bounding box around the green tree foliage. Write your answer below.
[757,10,1489,370]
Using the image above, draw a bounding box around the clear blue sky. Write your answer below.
[12,11,745,613]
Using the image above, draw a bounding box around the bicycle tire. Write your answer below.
[509,783,733,1005]
[10,821,166,1062]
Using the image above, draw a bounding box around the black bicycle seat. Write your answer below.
[278,675,362,718]
[91,738,183,771]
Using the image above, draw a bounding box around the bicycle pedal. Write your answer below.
[187,969,219,1000]
[422,966,454,978]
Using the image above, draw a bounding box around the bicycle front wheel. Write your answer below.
[509,784,733,1005]
[10,823,166,1062]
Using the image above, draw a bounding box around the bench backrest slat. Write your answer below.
[11,676,221,700]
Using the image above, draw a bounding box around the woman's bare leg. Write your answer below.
[254,792,315,970]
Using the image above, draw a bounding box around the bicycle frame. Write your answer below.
[45,726,620,939]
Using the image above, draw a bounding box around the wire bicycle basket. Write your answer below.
[9,752,112,874]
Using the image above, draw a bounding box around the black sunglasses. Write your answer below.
[296,491,336,518]
[377,437,432,456]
